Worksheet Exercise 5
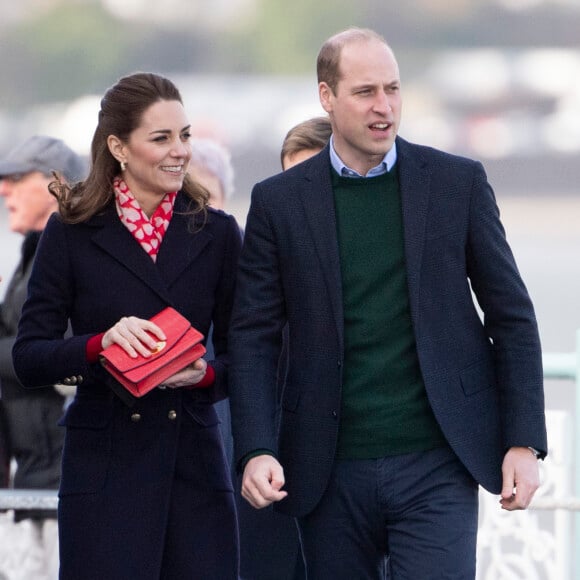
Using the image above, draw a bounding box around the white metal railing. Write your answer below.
[476,329,580,579]
[542,329,580,580]
[0,489,58,510]
[531,497,580,511]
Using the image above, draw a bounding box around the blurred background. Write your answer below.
[0,0,579,577]
[0,0,578,415]
[1,0,578,355]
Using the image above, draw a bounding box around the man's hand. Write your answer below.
[500,446,540,510]
[241,455,288,509]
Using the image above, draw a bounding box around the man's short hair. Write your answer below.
[281,116,332,166]
[317,27,389,94]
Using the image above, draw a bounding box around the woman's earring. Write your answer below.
[120,161,127,171]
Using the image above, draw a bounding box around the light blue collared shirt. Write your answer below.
[329,135,398,178]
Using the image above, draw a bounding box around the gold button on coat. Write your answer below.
[168,410,177,420]
[130,413,141,422]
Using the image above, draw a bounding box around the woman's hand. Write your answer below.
[161,358,207,389]
[101,316,166,358]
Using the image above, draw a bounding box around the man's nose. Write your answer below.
[373,91,392,114]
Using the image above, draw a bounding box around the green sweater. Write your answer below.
[332,168,446,459]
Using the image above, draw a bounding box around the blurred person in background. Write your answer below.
[0,417,7,488]
[281,116,332,171]
[187,137,237,468]
[0,135,85,580]
[13,73,241,580]
[229,27,547,579]
[188,137,235,211]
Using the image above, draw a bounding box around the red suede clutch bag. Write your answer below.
[99,307,206,398]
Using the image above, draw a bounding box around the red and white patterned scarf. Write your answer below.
[113,177,177,261]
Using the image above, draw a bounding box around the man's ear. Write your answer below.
[107,135,126,164]
[319,82,334,114]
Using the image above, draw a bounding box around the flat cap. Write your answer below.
[0,135,85,182]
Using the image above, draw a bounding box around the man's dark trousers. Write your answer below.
[297,446,478,579]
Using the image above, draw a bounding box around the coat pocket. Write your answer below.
[182,403,233,492]
[58,402,112,496]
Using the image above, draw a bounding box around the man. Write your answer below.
[281,116,332,170]
[0,135,85,579]
[228,28,547,579]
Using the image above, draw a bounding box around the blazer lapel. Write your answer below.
[397,138,430,327]
[299,149,344,350]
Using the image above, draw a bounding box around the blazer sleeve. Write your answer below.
[466,162,546,455]
[228,183,287,462]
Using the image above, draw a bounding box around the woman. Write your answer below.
[13,73,241,579]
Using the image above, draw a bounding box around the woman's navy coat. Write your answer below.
[13,194,242,579]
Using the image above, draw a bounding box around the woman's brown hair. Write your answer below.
[50,72,208,223]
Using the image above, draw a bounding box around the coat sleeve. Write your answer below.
[13,216,96,388]
[202,214,243,403]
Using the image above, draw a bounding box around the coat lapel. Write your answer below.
[397,138,430,327]
[155,200,213,286]
[299,149,344,350]
[89,195,211,303]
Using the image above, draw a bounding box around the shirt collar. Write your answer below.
[329,135,397,178]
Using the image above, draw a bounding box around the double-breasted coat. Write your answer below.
[13,194,242,579]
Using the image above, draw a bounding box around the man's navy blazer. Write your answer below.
[229,137,547,518]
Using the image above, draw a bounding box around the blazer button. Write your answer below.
[168,410,177,421]
[130,412,142,422]
[63,377,72,385]
[76,375,84,384]
[332,410,338,419]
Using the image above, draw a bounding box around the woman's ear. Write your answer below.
[107,135,126,164]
